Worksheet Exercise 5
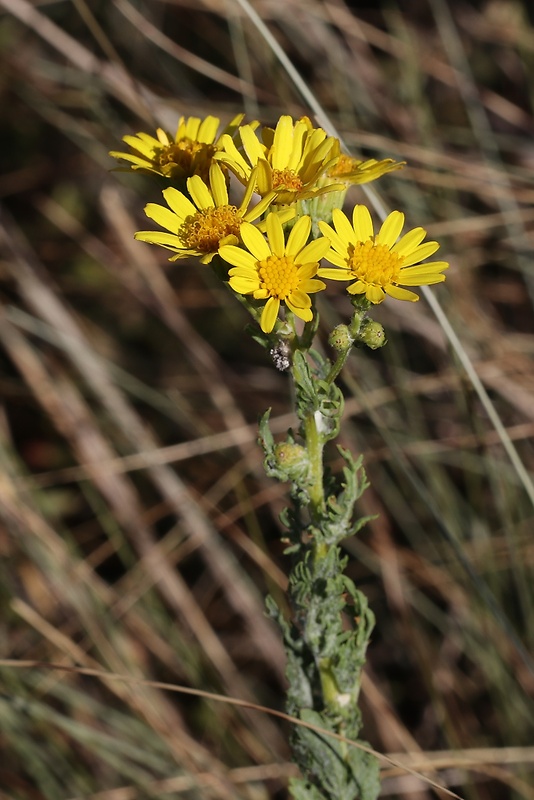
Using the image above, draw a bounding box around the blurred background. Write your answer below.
[1,0,534,798]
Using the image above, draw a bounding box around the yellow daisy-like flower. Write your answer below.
[320,138,404,187]
[134,163,276,264]
[109,114,244,183]
[219,213,330,333]
[318,206,448,303]
[325,151,405,186]
[215,115,345,205]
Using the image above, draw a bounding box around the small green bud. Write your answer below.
[328,324,353,352]
[359,319,387,350]
[273,442,310,482]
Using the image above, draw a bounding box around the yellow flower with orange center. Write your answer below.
[134,163,277,264]
[109,114,244,183]
[215,115,345,205]
[318,206,448,303]
[325,152,405,185]
[219,213,330,333]
[319,138,405,187]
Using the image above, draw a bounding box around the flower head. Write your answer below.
[109,114,244,183]
[318,206,448,303]
[324,145,405,186]
[134,163,276,264]
[219,213,330,333]
[215,115,344,205]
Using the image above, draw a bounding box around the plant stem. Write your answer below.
[326,346,351,386]
[303,411,325,519]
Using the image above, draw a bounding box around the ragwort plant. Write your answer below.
[111,113,448,800]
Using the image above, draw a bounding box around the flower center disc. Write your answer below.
[157,139,217,181]
[348,240,402,286]
[258,255,299,299]
[328,154,357,178]
[180,206,241,252]
[271,168,303,191]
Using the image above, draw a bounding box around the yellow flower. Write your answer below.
[324,145,405,186]
[318,206,448,303]
[215,115,345,205]
[109,114,244,183]
[134,163,276,264]
[219,213,329,333]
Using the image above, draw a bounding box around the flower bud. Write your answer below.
[359,319,387,350]
[273,442,310,482]
[328,324,353,352]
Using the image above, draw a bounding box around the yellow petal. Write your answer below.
[243,189,278,223]
[400,241,441,266]
[229,276,260,294]
[134,231,182,249]
[296,263,318,280]
[199,251,218,264]
[220,113,246,140]
[392,227,427,256]
[109,152,151,168]
[318,220,349,257]
[261,297,280,333]
[240,221,271,261]
[154,129,170,146]
[219,244,257,270]
[271,116,293,170]
[399,272,447,286]
[346,280,367,295]
[216,134,249,178]
[266,213,285,257]
[287,119,307,170]
[143,203,181,233]
[122,133,161,157]
[287,289,311,309]
[332,208,357,246]
[365,285,385,303]
[318,267,353,281]
[240,125,266,165]
[175,117,187,139]
[183,117,201,140]
[198,115,220,143]
[299,279,326,294]
[321,249,348,269]
[296,235,330,265]
[228,266,256,278]
[385,285,419,301]
[239,166,259,213]
[187,175,214,210]
[286,215,311,256]
[208,163,229,206]
[169,250,196,261]
[256,159,273,197]
[162,187,196,219]
[376,211,404,248]
[352,205,374,242]
[286,298,313,322]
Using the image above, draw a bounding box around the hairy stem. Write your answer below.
[303,411,326,518]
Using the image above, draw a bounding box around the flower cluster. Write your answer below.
[111,114,448,334]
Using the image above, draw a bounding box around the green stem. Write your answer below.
[325,346,351,386]
[303,411,325,520]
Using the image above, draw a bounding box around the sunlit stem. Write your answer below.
[303,410,325,521]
